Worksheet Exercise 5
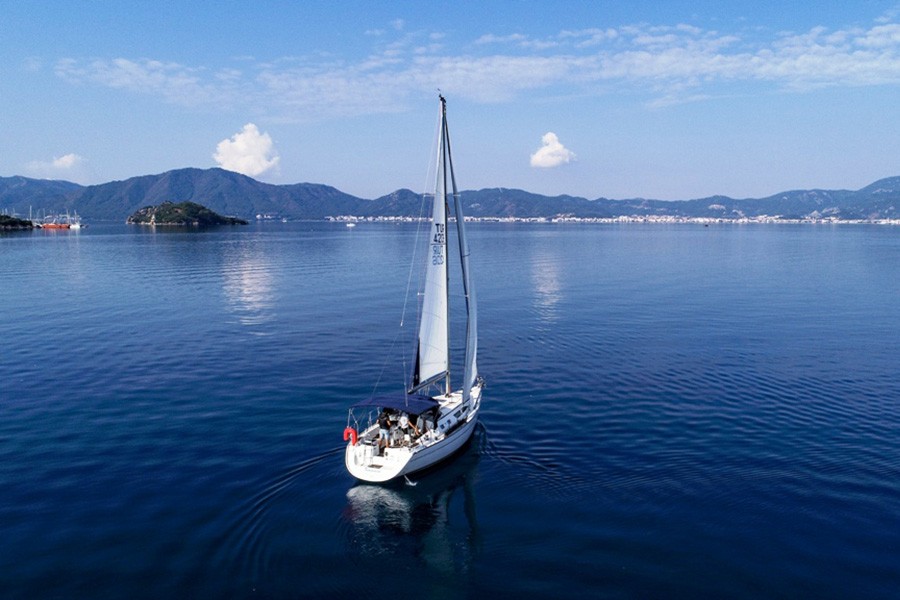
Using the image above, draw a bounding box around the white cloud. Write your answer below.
[53,153,84,169]
[52,17,900,118]
[855,23,900,48]
[530,132,576,168]
[22,56,42,72]
[475,33,527,45]
[25,153,87,181]
[55,57,232,107]
[213,123,280,177]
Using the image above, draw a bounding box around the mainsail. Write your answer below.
[410,119,450,393]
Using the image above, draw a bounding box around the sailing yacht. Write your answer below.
[344,96,483,483]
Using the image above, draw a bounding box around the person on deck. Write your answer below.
[398,413,420,445]
[377,410,391,454]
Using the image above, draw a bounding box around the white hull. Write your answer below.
[345,385,481,483]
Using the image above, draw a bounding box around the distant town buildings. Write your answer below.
[326,214,900,225]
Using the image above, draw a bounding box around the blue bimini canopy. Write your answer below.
[352,394,439,417]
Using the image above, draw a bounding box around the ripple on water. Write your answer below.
[208,448,343,585]
[3,223,900,598]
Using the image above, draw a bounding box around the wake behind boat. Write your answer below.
[344,96,483,483]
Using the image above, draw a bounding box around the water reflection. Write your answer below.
[222,245,275,328]
[530,249,562,323]
[343,429,483,580]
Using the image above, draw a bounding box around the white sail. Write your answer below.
[412,144,450,391]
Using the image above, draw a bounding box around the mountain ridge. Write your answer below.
[1,169,898,221]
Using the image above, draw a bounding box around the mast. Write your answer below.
[440,95,454,399]
[440,95,451,396]
[408,95,477,400]
[409,96,451,395]
[443,95,478,405]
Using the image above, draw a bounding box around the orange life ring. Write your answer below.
[343,426,358,445]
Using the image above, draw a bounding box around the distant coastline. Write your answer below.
[326,214,900,225]
[2,168,899,224]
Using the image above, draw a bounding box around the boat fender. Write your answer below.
[343,427,358,446]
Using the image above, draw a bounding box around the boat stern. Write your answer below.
[345,441,412,483]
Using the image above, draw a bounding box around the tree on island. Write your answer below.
[126,201,248,226]
[0,215,34,230]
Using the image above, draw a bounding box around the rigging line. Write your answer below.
[400,194,429,391]
[400,194,428,330]
[369,323,407,398]
[399,104,443,330]
[398,102,444,389]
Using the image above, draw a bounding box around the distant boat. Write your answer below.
[67,211,83,229]
[38,211,82,230]
[344,95,483,483]
[40,215,70,229]
[346,222,356,228]
[40,221,70,230]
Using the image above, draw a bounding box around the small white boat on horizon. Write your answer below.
[68,211,83,229]
[344,95,482,483]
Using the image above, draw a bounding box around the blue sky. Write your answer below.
[3,1,900,200]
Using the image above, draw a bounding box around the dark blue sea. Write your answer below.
[1,222,898,598]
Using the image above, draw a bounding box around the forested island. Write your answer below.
[0,215,34,230]
[126,201,248,227]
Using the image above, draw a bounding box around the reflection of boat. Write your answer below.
[344,95,483,483]
[343,431,481,567]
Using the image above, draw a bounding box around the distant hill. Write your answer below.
[1,169,898,221]
[55,168,363,221]
[0,176,82,215]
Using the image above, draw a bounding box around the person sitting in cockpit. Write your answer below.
[398,413,419,445]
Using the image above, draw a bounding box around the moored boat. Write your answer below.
[38,211,83,229]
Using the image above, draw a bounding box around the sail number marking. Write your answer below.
[431,223,445,265]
